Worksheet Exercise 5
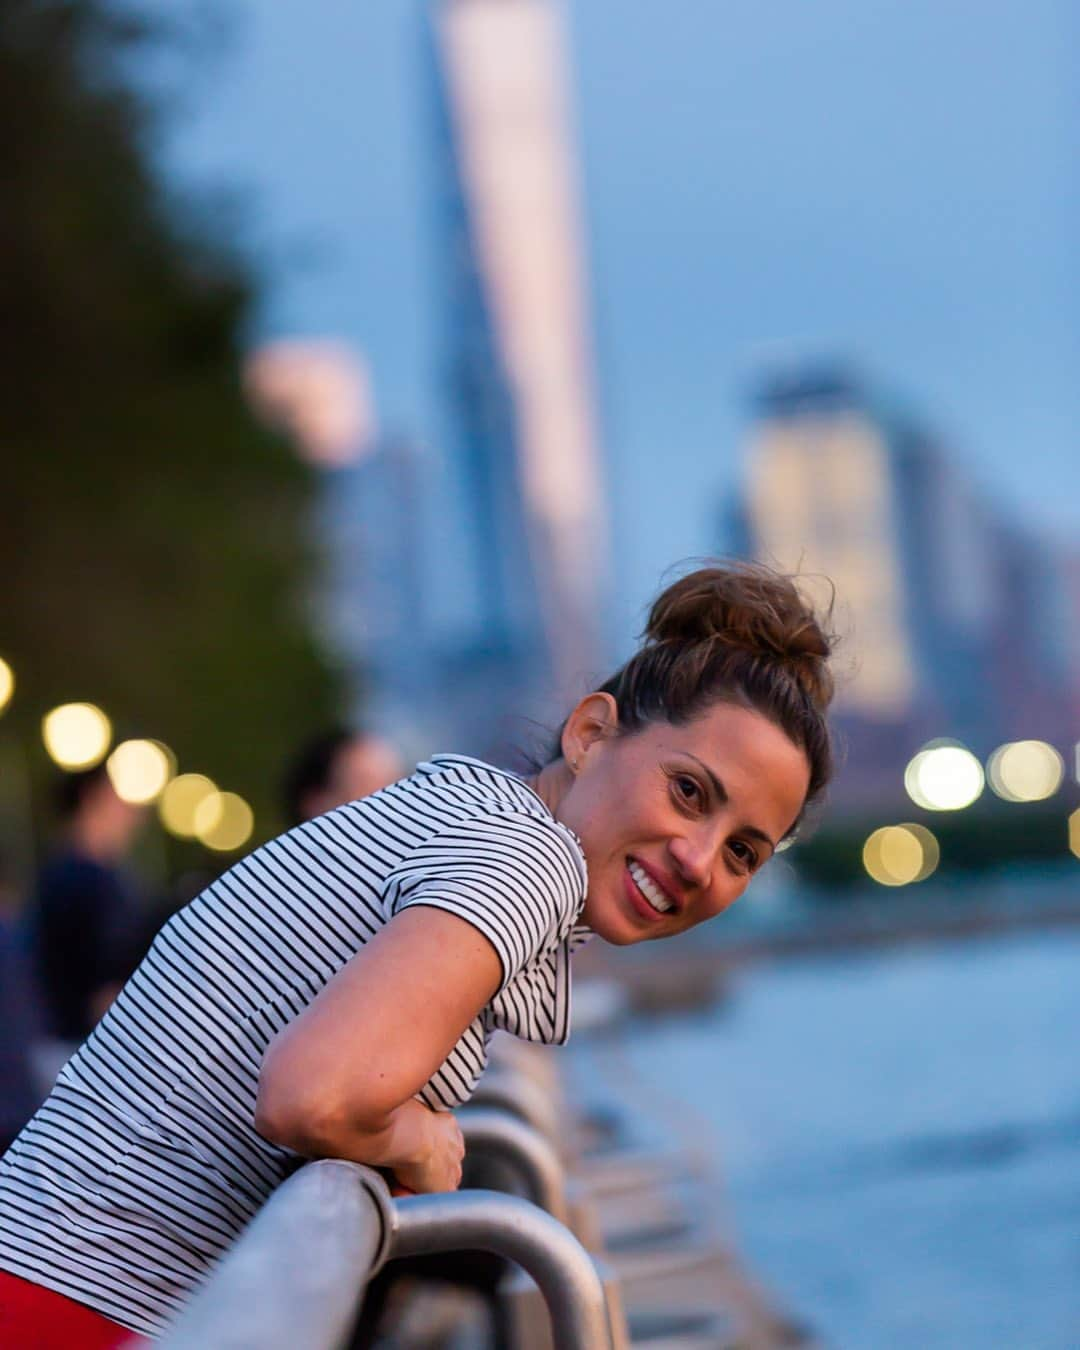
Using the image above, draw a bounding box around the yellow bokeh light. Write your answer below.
[150,740,178,781]
[901,822,939,881]
[904,742,983,811]
[42,702,113,770]
[0,657,13,715]
[106,739,174,805]
[195,792,254,853]
[863,823,940,886]
[1069,809,1080,860]
[159,773,218,839]
[987,740,1064,803]
[191,791,225,837]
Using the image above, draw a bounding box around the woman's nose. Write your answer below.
[668,830,717,890]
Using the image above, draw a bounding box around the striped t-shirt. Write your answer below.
[0,755,590,1337]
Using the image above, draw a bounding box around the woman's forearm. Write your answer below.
[257,1091,432,1167]
[320,1096,436,1170]
[256,1091,463,1193]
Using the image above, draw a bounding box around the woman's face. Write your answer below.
[556,697,811,945]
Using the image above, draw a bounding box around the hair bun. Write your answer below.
[645,562,836,710]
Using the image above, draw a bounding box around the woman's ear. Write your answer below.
[560,693,619,770]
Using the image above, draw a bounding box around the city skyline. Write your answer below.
[150,0,1080,656]
[735,363,1078,806]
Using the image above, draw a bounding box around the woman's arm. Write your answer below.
[254,906,502,1191]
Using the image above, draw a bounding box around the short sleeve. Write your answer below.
[382,810,587,993]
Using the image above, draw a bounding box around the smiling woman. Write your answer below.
[534,701,812,944]
[0,561,836,1346]
[527,563,835,944]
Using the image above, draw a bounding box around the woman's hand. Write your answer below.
[392,1107,464,1194]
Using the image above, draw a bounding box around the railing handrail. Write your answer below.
[154,1159,613,1350]
[392,1188,613,1349]
[470,1066,561,1140]
[459,1105,569,1223]
[154,1159,393,1349]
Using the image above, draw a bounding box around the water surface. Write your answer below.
[580,929,1080,1348]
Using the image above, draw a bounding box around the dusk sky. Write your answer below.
[154,0,1079,648]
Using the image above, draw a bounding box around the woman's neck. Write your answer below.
[526,758,572,819]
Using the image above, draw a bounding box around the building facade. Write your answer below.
[738,365,1076,808]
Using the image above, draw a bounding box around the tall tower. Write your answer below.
[427,0,610,737]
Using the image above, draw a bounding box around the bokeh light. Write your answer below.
[0,657,13,715]
[904,741,983,811]
[194,791,254,852]
[159,773,218,839]
[106,739,174,805]
[987,740,1064,803]
[1069,809,1080,861]
[863,823,940,886]
[42,702,112,769]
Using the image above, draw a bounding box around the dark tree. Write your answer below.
[0,0,344,847]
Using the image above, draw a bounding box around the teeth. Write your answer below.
[629,861,673,914]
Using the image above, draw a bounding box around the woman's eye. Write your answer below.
[729,840,758,871]
[673,775,700,805]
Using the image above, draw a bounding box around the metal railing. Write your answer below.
[459,1105,570,1223]
[394,1188,612,1349]
[155,1155,613,1350]
[153,1057,704,1350]
[155,1159,394,1350]
[470,1066,561,1140]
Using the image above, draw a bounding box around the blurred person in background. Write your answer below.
[282,726,405,826]
[282,728,411,1347]
[0,852,43,1156]
[0,563,835,1347]
[29,766,147,1067]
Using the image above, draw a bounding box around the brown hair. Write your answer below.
[586,562,836,826]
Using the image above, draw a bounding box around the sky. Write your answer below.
[152,0,1080,651]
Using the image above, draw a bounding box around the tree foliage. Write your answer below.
[0,0,344,846]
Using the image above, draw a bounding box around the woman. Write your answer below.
[0,562,834,1345]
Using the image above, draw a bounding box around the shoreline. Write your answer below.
[575,882,1080,1014]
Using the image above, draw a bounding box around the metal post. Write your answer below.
[156,1161,394,1350]
[470,1067,561,1141]
[392,1189,613,1350]
[459,1106,569,1223]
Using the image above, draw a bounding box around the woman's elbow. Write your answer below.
[254,1076,301,1150]
[256,1039,333,1152]
[255,1077,357,1155]
[255,1044,391,1154]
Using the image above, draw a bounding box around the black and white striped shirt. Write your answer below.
[0,755,590,1337]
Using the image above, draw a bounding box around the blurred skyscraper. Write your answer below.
[420,0,612,757]
[734,366,1077,807]
[246,3,612,763]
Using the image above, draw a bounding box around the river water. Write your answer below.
[579,928,1080,1348]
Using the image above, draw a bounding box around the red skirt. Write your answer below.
[0,1269,148,1348]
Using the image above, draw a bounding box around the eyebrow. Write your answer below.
[684,753,777,853]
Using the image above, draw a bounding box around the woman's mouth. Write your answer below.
[626,858,674,917]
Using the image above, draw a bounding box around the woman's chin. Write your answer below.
[585,895,657,946]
